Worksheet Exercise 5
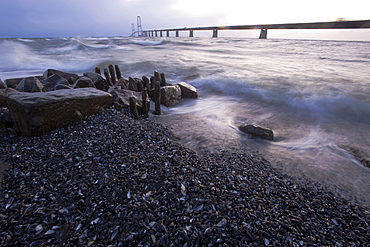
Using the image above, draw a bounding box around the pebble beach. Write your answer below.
[0,107,369,246]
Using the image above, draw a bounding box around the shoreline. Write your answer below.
[0,108,369,246]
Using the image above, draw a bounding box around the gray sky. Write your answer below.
[1,0,369,40]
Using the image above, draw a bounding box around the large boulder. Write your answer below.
[0,88,18,107]
[72,76,96,89]
[7,88,112,137]
[0,79,6,89]
[42,74,69,92]
[43,69,79,84]
[239,124,274,141]
[177,82,198,99]
[160,85,182,107]
[108,88,150,111]
[84,72,109,92]
[15,77,46,92]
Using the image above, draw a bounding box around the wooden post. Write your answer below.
[176,31,179,37]
[129,97,139,119]
[142,88,149,118]
[167,31,170,37]
[95,67,101,75]
[137,79,143,92]
[142,76,150,90]
[153,81,161,115]
[154,71,162,85]
[103,68,112,86]
[108,64,117,85]
[160,31,163,37]
[160,73,166,85]
[189,30,193,37]
[115,65,122,79]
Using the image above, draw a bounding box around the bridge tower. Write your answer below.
[137,16,143,37]
[131,23,135,36]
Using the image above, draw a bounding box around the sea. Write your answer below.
[1,37,369,208]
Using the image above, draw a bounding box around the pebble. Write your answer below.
[0,107,369,246]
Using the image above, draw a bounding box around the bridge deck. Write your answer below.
[145,20,370,32]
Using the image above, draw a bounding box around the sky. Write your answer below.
[0,0,369,40]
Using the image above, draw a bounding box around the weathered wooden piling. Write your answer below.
[153,81,161,115]
[115,65,122,79]
[154,71,164,86]
[129,97,139,119]
[137,79,143,92]
[142,88,149,118]
[108,64,117,85]
[95,67,101,75]
[103,68,112,86]
[160,73,166,85]
[142,76,150,90]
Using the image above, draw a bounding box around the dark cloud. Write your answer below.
[0,0,196,38]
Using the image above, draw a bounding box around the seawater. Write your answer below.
[1,37,370,207]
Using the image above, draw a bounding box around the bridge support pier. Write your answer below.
[160,31,163,37]
[189,30,193,37]
[259,29,267,39]
[167,31,170,37]
[176,31,179,37]
[212,29,218,38]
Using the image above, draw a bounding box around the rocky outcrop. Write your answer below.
[7,88,112,137]
[160,85,182,107]
[43,69,79,84]
[0,88,17,107]
[42,74,70,91]
[239,124,274,141]
[72,77,95,89]
[108,88,150,111]
[84,72,109,92]
[178,82,198,99]
[15,77,46,93]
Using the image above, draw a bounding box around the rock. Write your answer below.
[15,77,46,92]
[6,88,112,137]
[239,124,274,141]
[84,72,109,92]
[42,74,69,92]
[0,88,18,107]
[108,88,150,111]
[177,82,198,99]
[5,77,44,89]
[54,84,73,90]
[72,77,96,89]
[128,77,139,92]
[43,69,79,84]
[160,85,182,107]
[0,111,13,128]
[0,79,6,89]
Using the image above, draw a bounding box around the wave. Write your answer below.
[129,39,168,46]
[191,75,370,124]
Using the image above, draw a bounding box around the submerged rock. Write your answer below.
[6,88,112,137]
[239,124,274,141]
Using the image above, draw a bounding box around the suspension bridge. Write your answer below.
[130,17,370,39]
